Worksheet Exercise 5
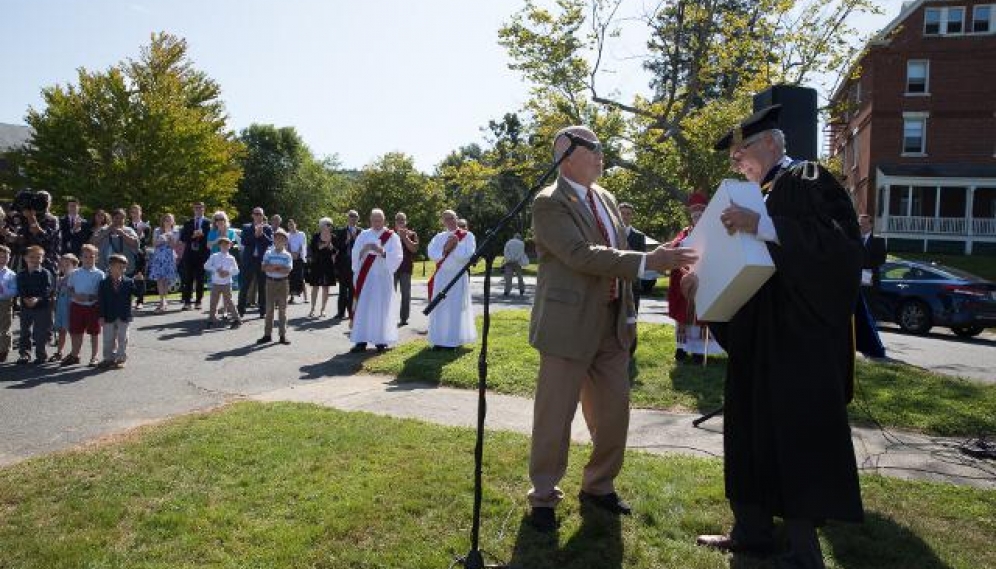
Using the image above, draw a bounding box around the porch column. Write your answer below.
[966,186,975,254]
[880,183,891,235]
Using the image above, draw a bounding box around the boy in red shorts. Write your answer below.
[62,244,105,366]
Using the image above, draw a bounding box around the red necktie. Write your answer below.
[585,189,617,301]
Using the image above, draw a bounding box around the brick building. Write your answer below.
[828,0,996,255]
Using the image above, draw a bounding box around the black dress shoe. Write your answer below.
[529,507,558,533]
[578,491,632,515]
[256,336,272,344]
[349,343,367,353]
[278,336,291,345]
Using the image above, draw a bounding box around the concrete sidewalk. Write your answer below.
[255,373,996,490]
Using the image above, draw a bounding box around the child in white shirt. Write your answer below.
[203,236,241,329]
[0,245,18,362]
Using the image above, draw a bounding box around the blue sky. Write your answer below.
[0,0,899,171]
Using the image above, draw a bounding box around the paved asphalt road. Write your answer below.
[1,276,993,466]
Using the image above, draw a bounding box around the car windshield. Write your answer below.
[924,264,987,282]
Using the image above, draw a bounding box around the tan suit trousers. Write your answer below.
[528,302,631,508]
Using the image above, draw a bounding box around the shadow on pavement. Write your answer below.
[205,342,276,361]
[135,318,208,341]
[2,363,100,389]
[297,350,372,380]
[877,325,996,347]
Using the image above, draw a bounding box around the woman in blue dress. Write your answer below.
[148,213,180,313]
[50,254,78,361]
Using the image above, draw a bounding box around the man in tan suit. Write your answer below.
[528,126,697,531]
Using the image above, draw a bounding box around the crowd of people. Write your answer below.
[0,191,492,365]
[2,106,871,568]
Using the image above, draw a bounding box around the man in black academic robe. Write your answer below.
[689,105,864,569]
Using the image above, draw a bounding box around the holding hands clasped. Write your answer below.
[720,200,760,235]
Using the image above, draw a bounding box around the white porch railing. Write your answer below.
[885,216,967,234]
[973,218,996,235]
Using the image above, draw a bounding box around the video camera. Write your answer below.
[11,190,49,213]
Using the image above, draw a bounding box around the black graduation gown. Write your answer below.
[710,162,865,523]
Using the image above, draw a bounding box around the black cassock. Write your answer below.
[710,161,865,523]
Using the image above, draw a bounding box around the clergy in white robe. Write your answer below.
[427,209,478,349]
[349,209,403,352]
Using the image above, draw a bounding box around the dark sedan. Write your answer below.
[866,260,996,337]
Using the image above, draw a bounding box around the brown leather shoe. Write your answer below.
[696,534,740,552]
[696,534,774,556]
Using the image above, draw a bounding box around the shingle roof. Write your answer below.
[878,163,996,179]
[0,123,32,152]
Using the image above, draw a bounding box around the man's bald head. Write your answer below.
[553,126,603,187]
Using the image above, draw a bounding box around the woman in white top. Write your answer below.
[286,219,308,304]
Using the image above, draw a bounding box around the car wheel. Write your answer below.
[896,300,932,335]
[951,325,984,338]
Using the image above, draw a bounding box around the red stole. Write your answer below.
[353,229,394,305]
[427,229,468,300]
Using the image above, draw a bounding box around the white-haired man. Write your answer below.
[526,125,697,532]
[688,105,864,569]
[426,209,477,349]
[349,209,403,353]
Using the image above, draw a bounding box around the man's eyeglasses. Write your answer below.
[729,134,765,164]
[252,212,264,216]
[214,217,225,222]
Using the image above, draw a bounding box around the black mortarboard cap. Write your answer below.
[713,104,782,151]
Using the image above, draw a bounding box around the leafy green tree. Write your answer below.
[498,0,881,239]
[19,33,243,217]
[344,152,444,241]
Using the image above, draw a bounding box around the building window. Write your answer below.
[906,60,929,93]
[924,6,966,35]
[851,129,860,170]
[903,115,927,155]
[973,5,992,33]
[947,7,965,33]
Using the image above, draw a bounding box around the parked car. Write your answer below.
[867,260,996,337]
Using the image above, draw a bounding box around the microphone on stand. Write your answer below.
[560,131,601,151]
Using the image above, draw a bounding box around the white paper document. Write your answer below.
[683,180,777,322]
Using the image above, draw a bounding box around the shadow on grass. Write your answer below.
[391,345,474,385]
[508,507,622,569]
[822,512,953,569]
[669,360,726,413]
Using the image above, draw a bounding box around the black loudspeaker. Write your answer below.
[753,85,818,161]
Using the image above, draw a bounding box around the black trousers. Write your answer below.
[238,257,266,317]
[337,272,354,317]
[181,254,207,305]
[731,501,824,569]
[629,288,641,356]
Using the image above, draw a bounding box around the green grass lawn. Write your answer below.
[364,310,996,438]
[892,253,996,282]
[0,402,991,569]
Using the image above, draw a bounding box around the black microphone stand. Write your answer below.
[424,141,581,569]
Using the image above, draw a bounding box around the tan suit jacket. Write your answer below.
[529,177,644,360]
